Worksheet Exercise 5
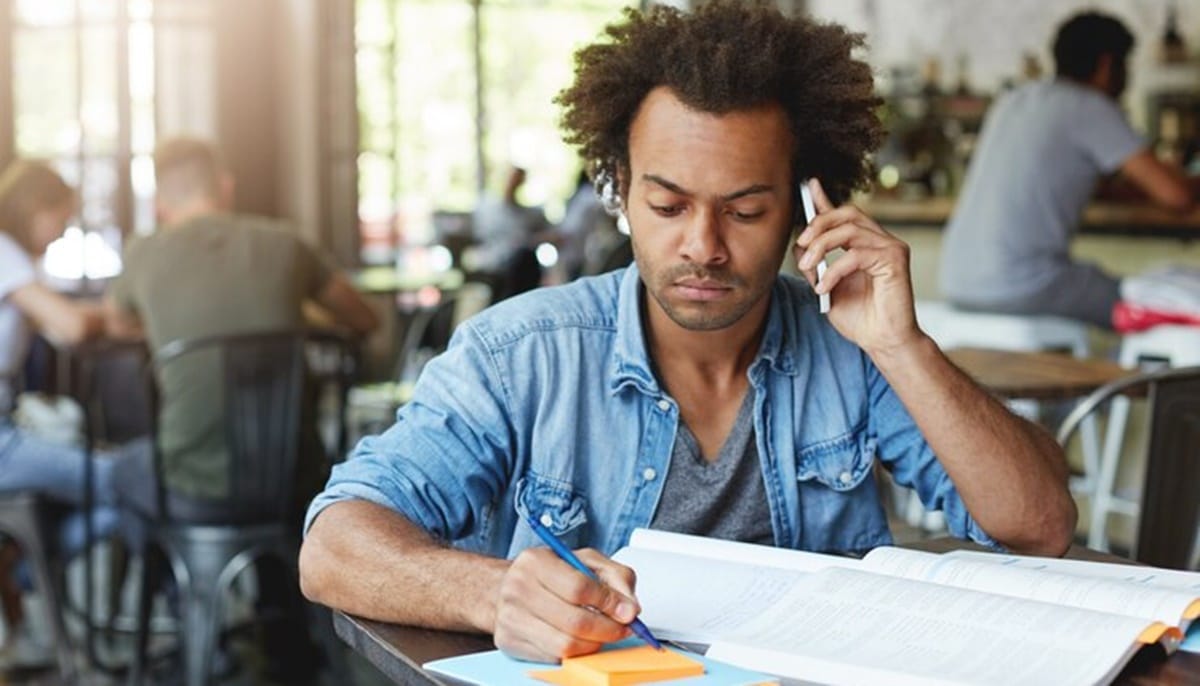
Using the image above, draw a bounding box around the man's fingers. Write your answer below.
[537,553,637,625]
[816,244,909,295]
[495,548,631,661]
[575,548,638,602]
[808,177,835,213]
[796,224,874,272]
[793,242,819,287]
[797,205,884,247]
[814,249,869,294]
[494,605,606,662]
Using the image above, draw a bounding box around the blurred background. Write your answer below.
[4,0,1198,304]
[3,1,1200,683]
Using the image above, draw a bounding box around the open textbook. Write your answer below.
[612,530,1200,686]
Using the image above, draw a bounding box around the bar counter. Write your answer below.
[862,196,1200,239]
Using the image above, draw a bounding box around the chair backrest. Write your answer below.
[151,330,308,522]
[302,330,360,460]
[1057,365,1200,569]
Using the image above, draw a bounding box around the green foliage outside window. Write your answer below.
[356,0,633,259]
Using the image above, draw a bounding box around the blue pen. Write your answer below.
[524,512,664,651]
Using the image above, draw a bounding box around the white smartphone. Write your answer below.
[799,181,830,314]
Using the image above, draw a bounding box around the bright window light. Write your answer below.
[42,227,123,280]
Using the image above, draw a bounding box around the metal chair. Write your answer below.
[127,330,354,686]
[1056,365,1200,570]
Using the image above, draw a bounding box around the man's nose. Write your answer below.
[679,209,728,266]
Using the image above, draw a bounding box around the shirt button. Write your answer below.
[839,471,854,485]
[642,468,657,481]
[656,399,670,411]
[539,513,553,527]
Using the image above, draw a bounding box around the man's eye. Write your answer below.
[731,210,766,221]
[650,204,683,217]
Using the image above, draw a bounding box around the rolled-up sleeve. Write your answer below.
[304,321,515,539]
[864,357,1000,549]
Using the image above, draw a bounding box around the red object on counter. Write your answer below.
[1112,300,1200,333]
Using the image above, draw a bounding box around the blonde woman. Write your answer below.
[0,160,145,646]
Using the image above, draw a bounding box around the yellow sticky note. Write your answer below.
[529,646,704,686]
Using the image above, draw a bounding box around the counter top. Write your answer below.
[860,196,1200,238]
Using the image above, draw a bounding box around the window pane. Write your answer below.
[480,1,632,220]
[79,156,119,230]
[82,25,120,155]
[153,0,209,24]
[392,1,475,212]
[356,0,393,47]
[357,47,396,153]
[155,25,216,139]
[15,0,75,27]
[131,153,156,235]
[79,0,117,23]
[13,28,79,157]
[129,18,156,154]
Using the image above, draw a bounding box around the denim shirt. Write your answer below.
[305,266,996,557]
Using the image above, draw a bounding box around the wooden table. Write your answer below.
[334,539,1200,686]
[353,266,465,296]
[947,347,1135,401]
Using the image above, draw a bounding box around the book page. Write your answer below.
[943,550,1200,592]
[613,547,808,644]
[859,547,1200,631]
[627,528,858,573]
[707,567,1162,686]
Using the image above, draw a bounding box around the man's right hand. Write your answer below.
[493,547,641,662]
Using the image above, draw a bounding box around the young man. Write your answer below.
[941,11,1194,328]
[107,137,377,505]
[300,2,1075,663]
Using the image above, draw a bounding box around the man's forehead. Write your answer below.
[627,87,794,184]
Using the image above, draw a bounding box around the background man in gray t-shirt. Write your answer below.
[940,11,1195,328]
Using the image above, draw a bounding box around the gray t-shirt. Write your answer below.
[940,79,1143,306]
[0,233,36,416]
[649,390,773,544]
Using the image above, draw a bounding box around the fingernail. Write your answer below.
[798,251,814,269]
[615,601,636,622]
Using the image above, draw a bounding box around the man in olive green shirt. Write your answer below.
[105,137,377,680]
[107,138,377,505]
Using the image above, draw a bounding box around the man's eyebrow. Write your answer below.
[722,184,775,201]
[642,174,690,196]
[640,174,775,202]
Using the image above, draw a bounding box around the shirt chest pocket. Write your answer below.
[511,472,590,554]
[795,430,877,492]
[794,429,890,553]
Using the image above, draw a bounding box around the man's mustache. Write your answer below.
[662,265,744,288]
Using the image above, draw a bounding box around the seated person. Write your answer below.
[0,160,148,645]
[104,137,378,678]
[299,2,1076,664]
[557,169,616,281]
[106,137,378,511]
[471,165,550,300]
[940,11,1195,328]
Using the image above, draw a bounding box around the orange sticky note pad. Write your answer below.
[529,646,704,686]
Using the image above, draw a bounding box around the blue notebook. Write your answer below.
[423,638,779,685]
